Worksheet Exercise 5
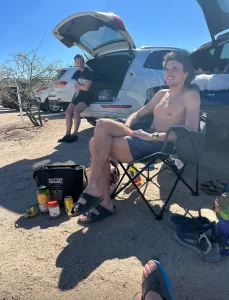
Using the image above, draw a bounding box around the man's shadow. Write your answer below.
[56,197,171,291]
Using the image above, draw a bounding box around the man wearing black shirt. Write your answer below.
[58,54,94,143]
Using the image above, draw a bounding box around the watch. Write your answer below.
[152,132,159,142]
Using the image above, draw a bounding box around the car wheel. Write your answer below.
[46,100,61,113]
[22,99,31,111]
[62,105,68,112]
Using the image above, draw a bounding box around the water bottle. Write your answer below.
[218,216,229,255]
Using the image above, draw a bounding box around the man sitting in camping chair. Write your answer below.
[74,51,200,223]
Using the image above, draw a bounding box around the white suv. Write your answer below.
[52,11,187,123]
[32,68,78,113]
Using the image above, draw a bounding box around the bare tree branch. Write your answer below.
[0,46,62,127]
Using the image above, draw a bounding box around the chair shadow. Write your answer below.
[154,147,229,217]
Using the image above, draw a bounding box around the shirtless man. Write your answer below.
[74,51,200,223]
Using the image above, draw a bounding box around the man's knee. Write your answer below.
[74,102,87,115]
[96,118,112,130]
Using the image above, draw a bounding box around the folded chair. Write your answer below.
[111,114,207,220]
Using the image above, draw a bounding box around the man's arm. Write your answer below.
[184,90,201,132]
[125,90,166,127]
[75,80,92,91]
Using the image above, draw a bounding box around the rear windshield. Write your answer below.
[80,27,124,51]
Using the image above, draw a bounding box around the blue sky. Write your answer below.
[1,0,212,66]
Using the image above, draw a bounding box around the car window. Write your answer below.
[143,51,171,70]
[54,69,67,80]
[221,42,229,59]
[218,0,229,13]
[80,27,124,51]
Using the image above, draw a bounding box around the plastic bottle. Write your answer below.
[127,164,142,186]
[218,216,229,255]
[37,185,50,213]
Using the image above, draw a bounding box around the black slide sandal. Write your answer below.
[73,193,104,216]
[78,205,116,224]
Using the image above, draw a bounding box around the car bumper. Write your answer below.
[48,97,69,106]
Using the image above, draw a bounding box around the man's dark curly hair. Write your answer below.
[163,51,195,87]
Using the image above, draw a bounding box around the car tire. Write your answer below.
[62,105,68,112]
[22,99,32,111]
[45,99,61,113]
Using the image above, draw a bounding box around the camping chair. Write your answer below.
[111,113,207,220]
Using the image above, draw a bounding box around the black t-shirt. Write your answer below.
[74,66,94,100]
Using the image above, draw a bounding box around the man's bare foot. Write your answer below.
[133,261,164,300]
[143,261,163,300]
[77,187,101,205]
[73,188,104,216]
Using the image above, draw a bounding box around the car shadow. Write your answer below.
[0,107,19,114]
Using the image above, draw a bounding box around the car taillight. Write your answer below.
[113,14,126,31]
[54,81,68,87]
[36,87,47,92]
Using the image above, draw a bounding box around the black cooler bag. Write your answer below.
[33,165,86,206]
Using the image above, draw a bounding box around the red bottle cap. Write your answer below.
[48,200,58,207]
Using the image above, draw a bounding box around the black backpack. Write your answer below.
[33,164,87,206]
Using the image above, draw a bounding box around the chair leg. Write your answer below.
[111,164,129,198]
[164,161,198,196]
[128,175,160,219]
[112,160,200,221]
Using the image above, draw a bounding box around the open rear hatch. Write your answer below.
[190,0,229,70]
[197,0,229,40]
[53,12,135,57]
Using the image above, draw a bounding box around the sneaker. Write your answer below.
[168,213,210,229]
[68,134,78,143]
[58,134,72,143]
[175,222,221,263]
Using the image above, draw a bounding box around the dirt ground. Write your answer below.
[0,106,229,300]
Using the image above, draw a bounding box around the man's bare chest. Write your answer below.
[154,96,185,117]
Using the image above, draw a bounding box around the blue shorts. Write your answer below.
[125,135,174,161]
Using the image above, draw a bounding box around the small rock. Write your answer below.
[44,118,49,122]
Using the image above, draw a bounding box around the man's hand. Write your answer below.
[131,129,153,141]
[75,82,80,91]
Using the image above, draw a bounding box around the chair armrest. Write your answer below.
[162,125,190,152]
[162,124,205,164]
